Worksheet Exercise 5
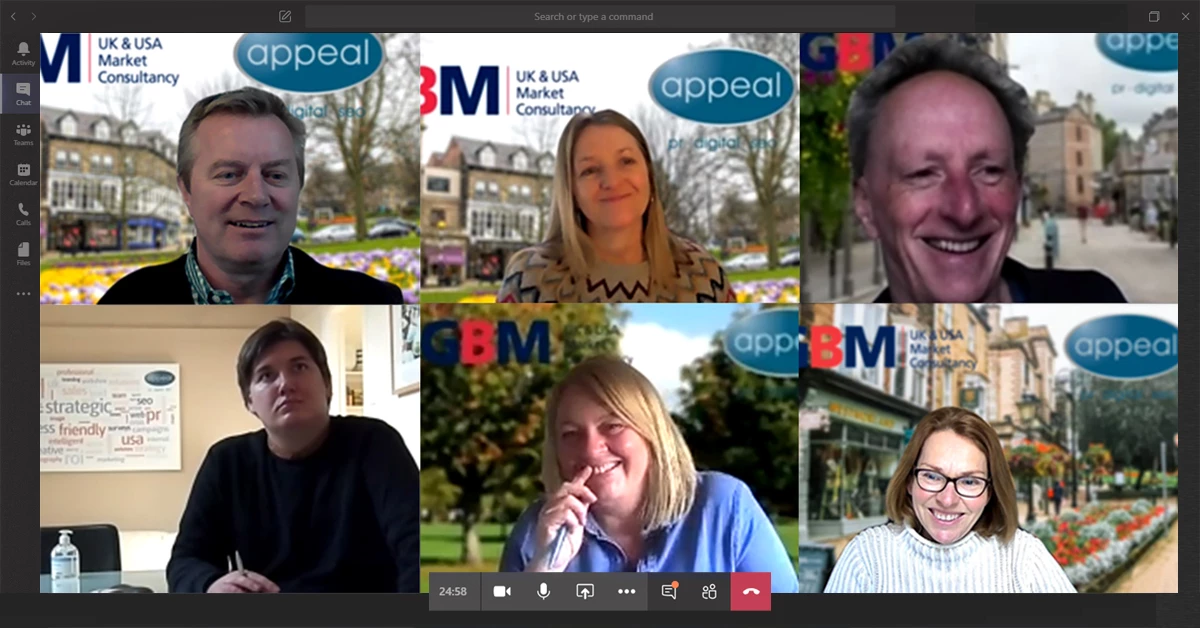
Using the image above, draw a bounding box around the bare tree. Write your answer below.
[304,33,419,239]
[94,85,176,251]
[633,104,723,243]
[182,71,254,112]
[727,32,801,268]
[514,115,561,241]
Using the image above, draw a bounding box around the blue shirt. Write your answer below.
[499,471,800,593]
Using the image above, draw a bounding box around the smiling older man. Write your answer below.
[847,37,1126,304]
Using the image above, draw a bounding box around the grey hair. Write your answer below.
[846,36,1036,181]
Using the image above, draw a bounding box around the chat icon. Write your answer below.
[661,580,678,600]
[16,83,30,95]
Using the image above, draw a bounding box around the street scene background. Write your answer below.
[418,303,800,592]
[800,33,1179,303]
[798,303,1178,593]
[38,33,422,304]
[419,33,800,303]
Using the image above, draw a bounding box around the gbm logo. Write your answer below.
[419,66,500,115]
[722,308,800,377]
[40,33,83,83]
[1065,315,1177,380]
[234,33,384,94]
[1096,33,1178,72]
[649,49,795,126]
[423,319,550,366]
[144,370,176,386]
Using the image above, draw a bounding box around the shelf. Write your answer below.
[346,371,363,376]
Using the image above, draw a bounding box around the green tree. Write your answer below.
[673,306,800,518]
[419,304,626,565]
[1092,113,1129,169]
[1076,370,1178,488]
[799,70,860,254]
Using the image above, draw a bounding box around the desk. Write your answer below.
[40,570,167,593]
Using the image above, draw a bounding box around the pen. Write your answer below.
[545,525,569,570]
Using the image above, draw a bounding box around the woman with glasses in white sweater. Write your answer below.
[824,407,1076,593]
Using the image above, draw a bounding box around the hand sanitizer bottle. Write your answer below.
[50,529,80,589]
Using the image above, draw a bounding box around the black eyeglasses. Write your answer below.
[913,468,991,498]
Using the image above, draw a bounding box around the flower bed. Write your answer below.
[40,247,422,304]
[1028,499,1177,589]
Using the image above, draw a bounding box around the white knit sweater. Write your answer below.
[823,522,1077,593]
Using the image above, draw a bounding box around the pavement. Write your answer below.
[803,218,1177,303]
[1109,517,1178,593]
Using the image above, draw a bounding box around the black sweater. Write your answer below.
[166,416,420,593]
[97,246,407,305]
[874,257,1128,303]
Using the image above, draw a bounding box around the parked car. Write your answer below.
[368,219,413,239]
[309,224,357,243]
[724,252,769,272]
[781,248,800,266]
[291,227,306,243]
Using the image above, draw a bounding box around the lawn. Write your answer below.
[418,519,800,593]
[40,235,420,271]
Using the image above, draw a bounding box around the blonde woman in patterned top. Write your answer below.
[497,110,734,303]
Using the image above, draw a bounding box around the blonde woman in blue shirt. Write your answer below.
[499,356,798,592]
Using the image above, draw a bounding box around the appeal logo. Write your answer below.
[234,33,384,94]
[1065,315,1177,380]
[649,48,795,126]
[722,308,800,378]
[1096,33,1178,72]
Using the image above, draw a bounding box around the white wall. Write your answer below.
[363,306,421,466]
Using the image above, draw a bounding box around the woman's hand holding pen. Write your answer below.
[531,466,596,572]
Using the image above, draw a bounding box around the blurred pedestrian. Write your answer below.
[1041,208,1058,270]
[1076,204,1089,244]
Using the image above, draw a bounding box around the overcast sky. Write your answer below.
[998,303,1178,375]
[419,33,729,161]
[1007,33,1178,137]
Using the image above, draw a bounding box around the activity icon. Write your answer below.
[18,42,30,55]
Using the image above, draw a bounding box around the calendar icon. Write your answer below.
[17,163,30,177]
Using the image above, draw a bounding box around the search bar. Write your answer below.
[305,4,896,30]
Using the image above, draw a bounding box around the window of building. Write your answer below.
[91,155,100,170]
[808,419,902,522]
[479,147,496,168]
[512,152,528,171]
[60,117,78,136]
[521,185,531,200]
[1076,151,1083,167]
[968,319,977,355]
[426,176,450,193]
[52,181,61,206]
[69,152,81,166]
[430,208,447,226]
[508,184,519,201]
[95,121,110,141]
[488,181,499,197]
[1076,175,1084,195]
[539,156,553,175]
[122,127,137,144]
[944,370,954,407]
[125,156,135,174]
[56,150,67,166]
[102,155,114,170]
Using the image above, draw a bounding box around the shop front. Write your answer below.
[422,235,469,286]
[801,369,927,540]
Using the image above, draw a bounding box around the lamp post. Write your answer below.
[1016,394,1040,524]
